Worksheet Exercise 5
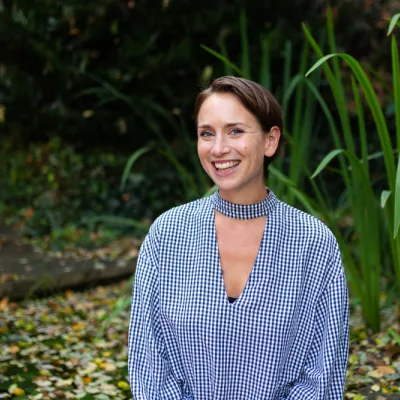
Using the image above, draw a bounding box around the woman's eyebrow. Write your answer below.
[198,122,249,129]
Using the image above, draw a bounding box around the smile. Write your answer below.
[212,160,241,173]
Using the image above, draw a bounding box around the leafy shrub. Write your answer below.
[0,0,394,150]
[0,136,183,245]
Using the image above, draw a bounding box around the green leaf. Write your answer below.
[201,45,244,76]
[120,146,152,191]
[394,157,400,238]
[311,149,344,179]
[306,52,396,191]
[381,190,391,209]
[305,54,337,78]
[387,13,400,36]
[218,36,233,75]
[202,185,217,198]
[388,327,400,345]
[239,8,250,78]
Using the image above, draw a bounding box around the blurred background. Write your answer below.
[0,0,397,240]
[1,0,400,398]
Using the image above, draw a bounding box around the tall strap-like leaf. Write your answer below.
[306,53,396,192]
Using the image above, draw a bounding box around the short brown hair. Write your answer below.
[195,76,285,174]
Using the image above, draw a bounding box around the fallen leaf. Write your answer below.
[72,323,85,331]
[56,378,73,387]
[78,362,97,375]
[0,297,9,311]
[82,376,92,384]
[384,345,400,358]
[368,369,384,379]
[117,381,130,391]
[9,345,20,354]
[371,384,380,392]
[11,387,25,396]
[377,365,395,375]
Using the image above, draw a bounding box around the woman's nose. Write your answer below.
[211,134,230,156]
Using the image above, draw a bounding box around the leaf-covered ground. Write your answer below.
[0,280,399,399]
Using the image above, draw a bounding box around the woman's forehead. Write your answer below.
[197,93,258,126]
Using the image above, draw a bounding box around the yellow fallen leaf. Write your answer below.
[72,323,85,331]
[117,381,130,391]
[39,369,50,376]
[25,323,34,331]
[82,376,92,384]
[9,345,20,354]
[11,387,25,396]
[353,395,365,400]
[348,355,358,364]
[368,369,383,379]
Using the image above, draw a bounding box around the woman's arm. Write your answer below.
[127,237,184,399]
[286,267,349,399]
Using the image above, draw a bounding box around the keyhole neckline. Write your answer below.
[211,187,278,220]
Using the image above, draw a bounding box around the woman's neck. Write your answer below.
[219,183,268,205]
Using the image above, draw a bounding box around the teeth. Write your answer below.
[214,161,240,170]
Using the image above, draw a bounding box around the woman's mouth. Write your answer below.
[212,160,241,174]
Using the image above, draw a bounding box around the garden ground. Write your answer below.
[0,226,400,399]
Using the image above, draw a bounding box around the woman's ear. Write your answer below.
[264,126,281,157]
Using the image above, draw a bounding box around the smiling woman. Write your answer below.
[196,89,281,204]
[128,76,349,399]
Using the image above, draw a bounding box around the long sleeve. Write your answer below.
[286,268,349,399]
[127,238,184,399]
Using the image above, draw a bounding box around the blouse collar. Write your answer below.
[211,188,278,220]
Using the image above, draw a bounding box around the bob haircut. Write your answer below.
[194,76,285,176]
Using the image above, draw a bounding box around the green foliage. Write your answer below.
[1,0,398,335]
[306,11,400,332]
[0,0,393,152]
[201,9,329,208]
[0,136,182,248]
[200,8,400,332]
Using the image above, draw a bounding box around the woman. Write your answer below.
[128,76,349,399]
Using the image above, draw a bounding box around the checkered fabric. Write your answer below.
[128,189,349,399]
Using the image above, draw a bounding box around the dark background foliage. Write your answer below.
[1,0,396,148]
[0,0,398,239]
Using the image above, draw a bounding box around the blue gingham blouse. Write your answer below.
[128,189,349,399]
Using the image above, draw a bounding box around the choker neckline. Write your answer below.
[211,188,278,220]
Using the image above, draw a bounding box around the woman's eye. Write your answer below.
[231,128,244,135]
[199,131,213,138]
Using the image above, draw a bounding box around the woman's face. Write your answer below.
[197,93,280,196]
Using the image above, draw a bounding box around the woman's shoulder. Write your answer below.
[274,199,343,284]
[148,196,212,236]
[275,199,339,254]
[158,196,211,222]
[140,197,212,260]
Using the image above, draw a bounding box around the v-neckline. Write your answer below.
[213,212,268,306]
